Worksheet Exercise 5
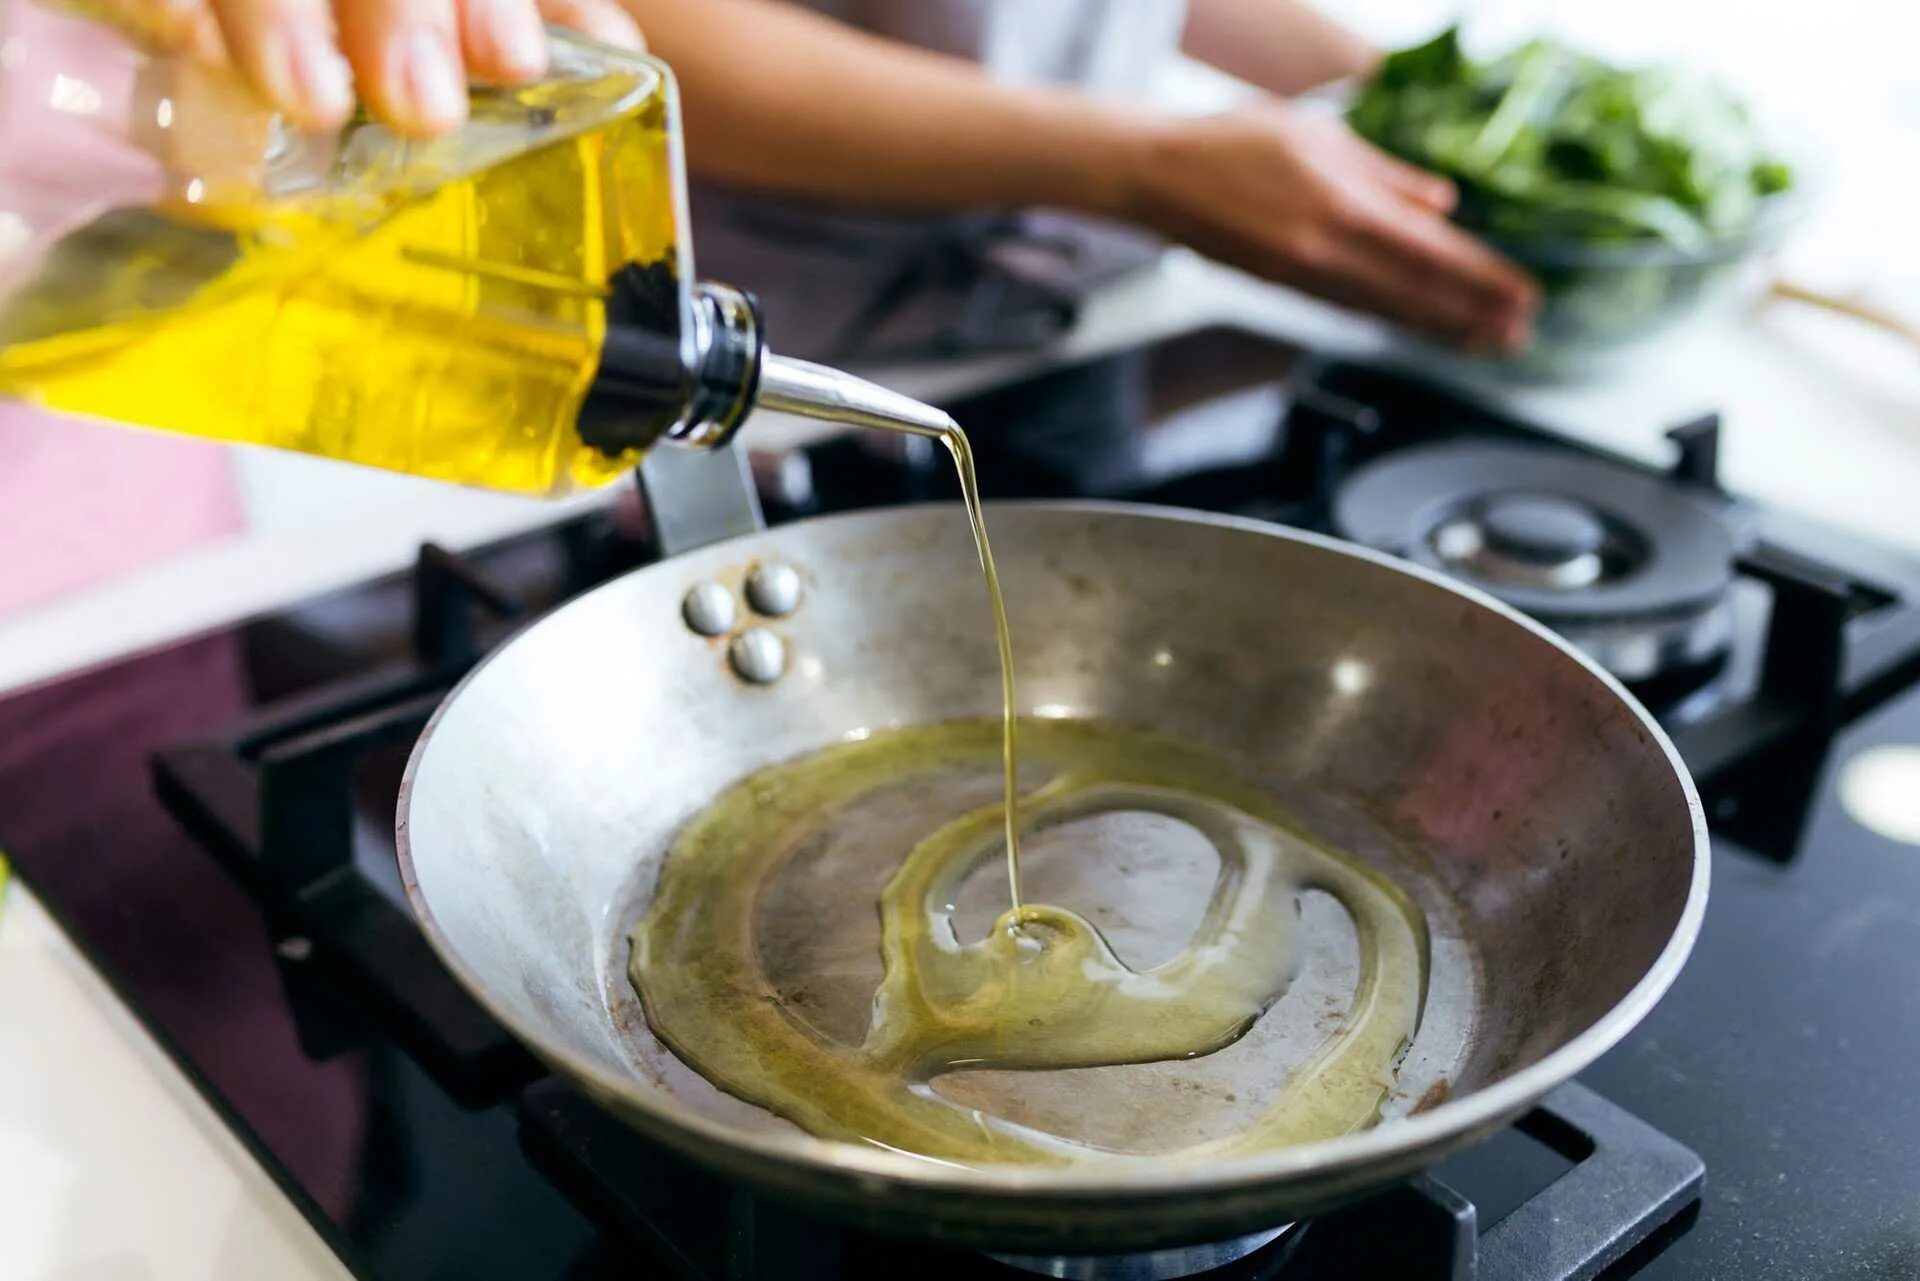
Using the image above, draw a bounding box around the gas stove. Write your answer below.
[4,326,1919,1279]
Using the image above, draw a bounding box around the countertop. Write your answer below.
[2,3,1917,1274]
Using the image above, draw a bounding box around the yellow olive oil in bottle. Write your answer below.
[0,21,941,492]
[0,31,697,493]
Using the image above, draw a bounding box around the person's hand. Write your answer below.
[1122,103,1537,351]
[113,0,644,136]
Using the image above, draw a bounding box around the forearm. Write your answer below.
[623,0,1151,218]
[1181,0,1377,96]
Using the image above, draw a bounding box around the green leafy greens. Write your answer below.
[1348,27,1792,251]
[1348,28,1794,364]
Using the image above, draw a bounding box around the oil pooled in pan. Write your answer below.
[631,718,1429,1167]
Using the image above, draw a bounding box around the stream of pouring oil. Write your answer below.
[631,425,1430,1166]
[938,425,1025,911]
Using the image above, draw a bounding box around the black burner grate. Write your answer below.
[138,523,1706,1281]
[150,542,554,1102]
[144,688,1709,1278]
[518,1079,1702,1281]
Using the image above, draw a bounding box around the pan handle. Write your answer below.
[635,443,768,558]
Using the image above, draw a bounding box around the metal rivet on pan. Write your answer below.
[682,582,737,636]
[744,561,804,617]
[729,628,788,684]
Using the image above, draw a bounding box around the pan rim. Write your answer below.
[395,498,1710,1200]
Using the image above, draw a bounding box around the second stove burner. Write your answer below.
[1334,441,1741,684]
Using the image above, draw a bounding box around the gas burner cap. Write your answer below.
[1432,492,1614,590]
[1480,493,1608,560]
[1333,441,1741,683]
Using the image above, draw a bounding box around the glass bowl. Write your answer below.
[1466,194,1805,377]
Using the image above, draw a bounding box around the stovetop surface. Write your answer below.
[4,328,1919,1278]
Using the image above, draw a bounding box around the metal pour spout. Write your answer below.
[586,275,957,455]
[756,353,956,441]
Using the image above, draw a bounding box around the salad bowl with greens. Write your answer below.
[1348,27,1797,372]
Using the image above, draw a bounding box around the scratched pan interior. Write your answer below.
[397,502,1707,1253]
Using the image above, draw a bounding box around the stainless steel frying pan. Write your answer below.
[396,451,1707,1258]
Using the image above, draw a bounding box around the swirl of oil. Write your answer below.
[631,719,1427,1167]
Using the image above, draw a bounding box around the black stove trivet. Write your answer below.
[130,523,1710,1281]
[151,544,535,1103]
[518,1079,1701,1281]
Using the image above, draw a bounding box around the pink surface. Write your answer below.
[0,404,243,615]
